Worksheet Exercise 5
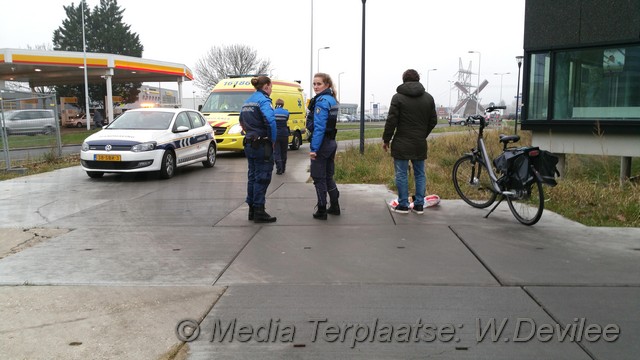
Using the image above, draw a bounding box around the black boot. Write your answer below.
[313,205,327,220]
[248,205,254,221]
[253,206,276,223]
[327,201,341,215]
[327,188,340,215]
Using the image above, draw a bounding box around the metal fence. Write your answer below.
[0,91,62,171]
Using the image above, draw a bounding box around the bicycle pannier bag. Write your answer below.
[494,148,530,190]
[531,150,560,186]
[494,150,519,175]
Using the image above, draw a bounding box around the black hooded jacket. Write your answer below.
[382,81,438,160]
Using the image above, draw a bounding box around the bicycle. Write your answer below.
[451,106,554,225]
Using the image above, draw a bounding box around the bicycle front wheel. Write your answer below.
[506,175,544,225]
[452,155,497,208]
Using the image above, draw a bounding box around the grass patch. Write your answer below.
[335,129,640,227]
[0,153,81,181]
[1,128,100,149]
[60,128,101,145]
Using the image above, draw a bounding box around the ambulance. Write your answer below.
[200,76,308,152]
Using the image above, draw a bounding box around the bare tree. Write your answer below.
[193,44,271,92]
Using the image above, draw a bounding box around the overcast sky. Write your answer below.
[1,0,525,112]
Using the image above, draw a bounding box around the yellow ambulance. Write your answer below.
[200,76,308,152]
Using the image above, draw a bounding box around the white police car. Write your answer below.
[81,107,216,179]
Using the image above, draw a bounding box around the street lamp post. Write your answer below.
[493,72,510,104]
[447,80,453,121]
[81,1,91,130]
[514,56,524,134]
[468,50,481,115]
[370,93,374,120]
[426,68,437,92]
[317,46,330,73]
[360,0,366,154]
[338,72,344,102]
[192,90,196,109]
[309,0,314,99]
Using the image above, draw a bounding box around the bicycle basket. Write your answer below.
[531,150,560,186]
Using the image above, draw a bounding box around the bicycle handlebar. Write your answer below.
[465,106,507,129]
[485,105,506,113]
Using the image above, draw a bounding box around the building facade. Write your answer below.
[521,0,640,176]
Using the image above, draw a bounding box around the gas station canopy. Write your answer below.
[0,48,193,87]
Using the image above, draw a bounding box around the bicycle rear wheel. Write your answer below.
[506,175,544,225]
[452,155,497,208]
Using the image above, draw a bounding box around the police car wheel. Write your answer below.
[159,150,176,179]
[202,143,217,168]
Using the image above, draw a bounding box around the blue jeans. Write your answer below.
[394,159,425,207]
[244,141,274,207]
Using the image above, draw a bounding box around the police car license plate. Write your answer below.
[95,154,121,161]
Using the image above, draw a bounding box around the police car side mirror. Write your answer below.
[175,126,190,133]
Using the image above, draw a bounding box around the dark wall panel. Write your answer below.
[525,0,640,50]
[525,0,581,50]
[580,0,640,44]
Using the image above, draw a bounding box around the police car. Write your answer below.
[80,107,216,179]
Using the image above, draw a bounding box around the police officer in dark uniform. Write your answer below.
[307,73,341,220]
[239,76,278,223]
[273,98,290,175]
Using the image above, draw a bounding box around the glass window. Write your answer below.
[174,112,192,129]
[188,111,206,127]
[527,53,551,120]
[109,111,173,130]
[200,92,250,113]
[526,45,640,121]
[553,45,640,120]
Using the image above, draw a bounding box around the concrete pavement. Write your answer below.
[0,140,639,359]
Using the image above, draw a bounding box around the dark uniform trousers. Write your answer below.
[310,137,339,207]
[274,135,289,173]
[244,139,274,207]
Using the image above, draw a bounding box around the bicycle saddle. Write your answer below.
[499,134,520,144]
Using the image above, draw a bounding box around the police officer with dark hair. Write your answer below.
[274,98,290,175]
[307,72,340,220]
[239,76,278,223]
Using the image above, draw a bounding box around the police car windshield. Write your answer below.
[200,92,249,113]
[107,111,173,130]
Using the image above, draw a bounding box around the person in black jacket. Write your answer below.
[382,69,438,215]
[93,110,103,128]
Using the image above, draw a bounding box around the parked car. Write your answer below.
[80,107,216,179]
[67,111,108,128]
[0,109,57,135]
[449,115,467,125]
[466,115,485,125]
[63,113,87,128]
[338,114,350,123]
